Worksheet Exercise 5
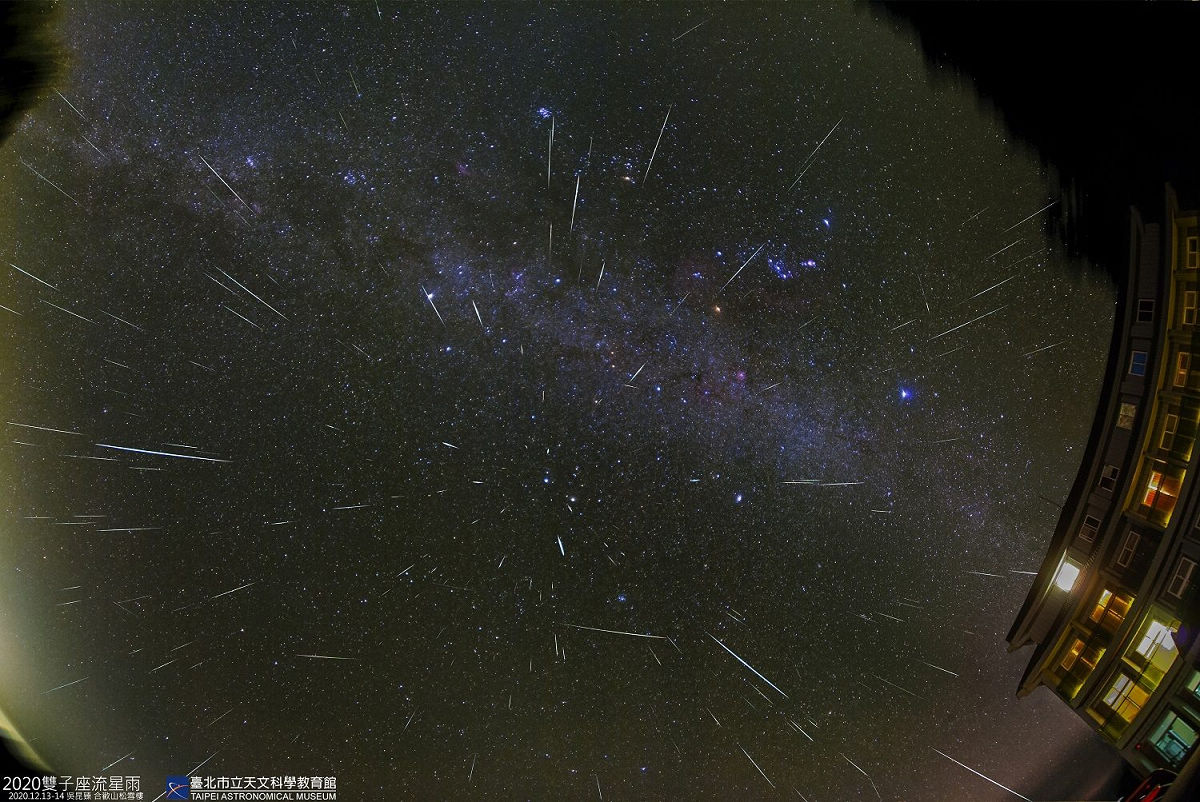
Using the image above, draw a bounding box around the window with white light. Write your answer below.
[1137,620,1176,659]
[1052,557,1081,592]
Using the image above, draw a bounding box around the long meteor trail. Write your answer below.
[642,105,672,184]
[718,243,765,293]
[95,444,231,462]
[931,748,1030,800]
[706,632,788,698]
[564,623,666,639]
[199,155,252,210]
[789,117,842,190]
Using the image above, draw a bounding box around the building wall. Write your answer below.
[1009,187,1200,778]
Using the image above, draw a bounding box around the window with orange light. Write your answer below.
[1087,588,1133,633]
[1060,637,1085,671]
[1143,469,1183,515]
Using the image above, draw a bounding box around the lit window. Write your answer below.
[1185,291,1198,325]
[1090,589,1134,634]
[1188,236,1199,270]
[1100,464,1120,492]
[1136,620,1176,659]
[1162,414,1179,450]
[1103,674,1132,707]
[1130,351,1148,377]
[1090,589,1114,623]
[1142,466,1183,516]
[1177,352,1192,387]
[1053,557,1081,592]
[1137,299,1155,323]
[1144,472,1164,506]
[1118,402,1137,429]
[1060,637,1086,671]
[1117,531,1141,568]
[1080,514,1101,542]
[1101,672,1150,723]
[1149,710,1199,768]
[1168,557,1197,599]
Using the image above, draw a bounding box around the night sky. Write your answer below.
[1,3,1124,799]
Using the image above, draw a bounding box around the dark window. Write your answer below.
[1100,464,1120,492]
[1137,299,1155,323]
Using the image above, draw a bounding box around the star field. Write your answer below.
[1,4,1122,799]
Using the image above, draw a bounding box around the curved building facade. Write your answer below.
[1009,186,1200,780]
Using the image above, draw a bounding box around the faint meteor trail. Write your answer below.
[41,677,89,694]
[928,305,1007,341]
[99,751,134,772]
[222,304,262,330]
[547,115,554,188]
[206,708,234,727]
[1001,199,1059,234]
[19,159,80,204]
[296,654,359,660]
[984,239,1022,261]
[210,581,255,599]
[671,18,709,42]
[959,206,988,227]
[1023,339,1066,358]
